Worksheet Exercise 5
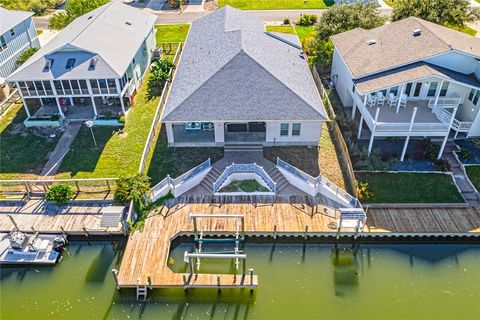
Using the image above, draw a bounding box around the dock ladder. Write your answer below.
[136,283,148,301]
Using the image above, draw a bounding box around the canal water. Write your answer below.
[1,241,479,319]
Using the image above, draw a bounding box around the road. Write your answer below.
[34,8,392,29]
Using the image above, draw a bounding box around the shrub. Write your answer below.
[118,115,126,124]
[459,147,471,160]
[436,159,451,172]
[296,14,318,26]
[421,138,440,160]
[354,180,373,201]
[149,59,175,88]
[16,48,38,67]
[283,17,290,25]
[353,148,389,171]
[46,184,75,205]
[114,174,151,212]
[49,114,60,121]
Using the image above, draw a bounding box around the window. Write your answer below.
[54,80,63,95]
[292,123,301,136]
[71,80,80,94]
[9,28,15,37]
[26,81,35,95]
[98,79,108,94]
[19,81,29,96]
[132,58,136,65]
[107,79,117,94]
[34,81,45,95]
[0,35,7,52]
[405,82,413,97]
[474,91,480,106]
[90,79,99,94]
[427,82,438,97]
[352,84,356,93]
[413,82,422,97]
[79,80,88,94]
[62,80,72,95]
[43,81,53,95]
[468,89,480,106]
[440,82,449,97]
[280,123,289,136]
[389,86,399,96]
[65,58,75,70]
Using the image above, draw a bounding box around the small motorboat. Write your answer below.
[0,231,67,265]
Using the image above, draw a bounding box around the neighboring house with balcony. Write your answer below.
[331,17,480,160]
[7,1,156,125]
[0,7,39,80]
[161,6,328,147]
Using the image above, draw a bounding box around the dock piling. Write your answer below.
[112,269,119,289]
[7,214,19,231]
[273,225,277,240]
[304,226,309,240]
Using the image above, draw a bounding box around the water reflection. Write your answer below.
[332,247,360,297]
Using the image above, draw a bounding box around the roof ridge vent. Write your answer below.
[366,39,376,45]
[413,29,422,36]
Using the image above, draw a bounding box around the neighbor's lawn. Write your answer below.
[295,26,316,42]
[356,172,464,204]
[147,128,224,185]
[265,25,295,34]
[218,0,333,10]
[0,104,59,180]
[443,23,477,37]
[55,72,162,179]
[155,24,190,43]
[465,165,480,192]
[264,124,346,189]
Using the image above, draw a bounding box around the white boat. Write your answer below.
[0,232,67,265]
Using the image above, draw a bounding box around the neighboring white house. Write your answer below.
[7,1,156,125]
[0,7,40,80]
[161,6,328,147]
[331,17,480,160]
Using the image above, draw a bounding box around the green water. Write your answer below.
[1,242,479,319]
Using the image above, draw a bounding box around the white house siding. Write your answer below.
[331,48,354,107]
[130,28,156,89]
[0,17,39,79]
[265,121,322,146]
[425,51,479,76]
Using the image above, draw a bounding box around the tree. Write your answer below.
[392,0,480,27]
[16,48,38,67]
[49,0,109,30]
[149,59,175,88]
[307,3,384,68]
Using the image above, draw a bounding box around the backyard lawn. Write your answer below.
[55,72,162,179]
[147,128,224,185]
[155,24,190,43]
[356,172,464,204]
[264,124,347,189]
[218,0,333,10]
[465,165,480,192]
[0,104,59,180]
[295,26,316,42]
[265,25,295,34]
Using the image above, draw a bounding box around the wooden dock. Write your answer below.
[0,199,124,235]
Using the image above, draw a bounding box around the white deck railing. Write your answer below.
[428,97,461,108]
[212,163,277,193]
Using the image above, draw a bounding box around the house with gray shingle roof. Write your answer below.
[0,7,39,80]
[161,6,327,147]
[331,17,480,160]
[7,1,156,124]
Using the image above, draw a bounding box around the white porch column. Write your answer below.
[368,107,380,155]
[433,80,444,112]
[50,80,65,119]
[166,122,174,145]
[396,83,406,114]
[115,79,126,114]
[357,115,363,139]
[351,103,357,119]
[437,106,458,160]
[91,96,97,117]
[214,122,225,145]
[119,95,126,114]
[16,81,31,117]
[400,107,417,162]
[86,79,98,116]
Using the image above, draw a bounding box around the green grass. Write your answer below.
[147,128,224,185]
[155,24,190,43]
[442,23,477,36]
[0,104,59,180]
[266,25,295,34]
[356,172,464,204]
[219,179,270,192]
[383,0,396,7]
[218,0,333,10]
[56,72,162,179]
[466,165,480,192]
[295,26,316,42]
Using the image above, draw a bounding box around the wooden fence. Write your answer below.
[311,66,357,196]
[138,42,183,174]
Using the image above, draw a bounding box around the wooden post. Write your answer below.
[241,216,245,238]
[249,268,254,289]
[193,217,198,238]
[7,214,19,230]
[106,180,111,191]
[147,276,152,289]
[24,182,31,194]
[304,226,309,240]
[273,225,277,240]
[75,181,80,192]
[42,182,48,193]
[83,227,89,238]
[112,269,119,289]
[243,257,247,275]
[217,276,221,293]
[188,256,194,275]
[336,215,343,240]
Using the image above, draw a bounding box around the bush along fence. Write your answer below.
[138,43,183,174]
[311,65,357,196]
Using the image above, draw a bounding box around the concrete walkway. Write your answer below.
[40,122,82,178]
[444,142,480,206]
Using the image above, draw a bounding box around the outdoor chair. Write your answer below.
[367,94,377,108]
[398,94,407,109]
[388,93,398,107]
[376,91,385,106]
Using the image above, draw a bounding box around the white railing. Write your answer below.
[277,158,360,208]
[212,163,277,193]
[353,93,375,129]
[440,108,473,133]
[150,158,211,200]
[428,97,461,108]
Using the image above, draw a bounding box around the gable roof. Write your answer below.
[331,17,480,79]
[7,1,156,82]
[0,7,33,35]
[162,6,327,122]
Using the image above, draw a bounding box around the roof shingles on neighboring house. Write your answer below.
[331,17,480,79]
[0,7,33,35]
[8,1,156,82]
[162,6,327,122]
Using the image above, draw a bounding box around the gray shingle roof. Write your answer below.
[331,17,480,79]
[354,62,480,94]
[7,1,156,82]
[0,7,33,35]
[162,6,327,122]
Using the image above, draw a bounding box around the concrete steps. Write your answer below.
[267,167,290,193]
[224,144,263,153]
[198,166,222,192]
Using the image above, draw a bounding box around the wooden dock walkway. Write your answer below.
[0,199,124,235]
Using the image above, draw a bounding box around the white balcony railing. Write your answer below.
[428,97,461,108]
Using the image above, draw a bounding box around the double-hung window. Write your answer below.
[280,123,289,136]
[468,89,480,106]
[427,82,438,97]
[439,82,449,97]
[292,123,301,136]
[0,36,7,52]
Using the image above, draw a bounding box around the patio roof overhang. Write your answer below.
[353,62,480,95]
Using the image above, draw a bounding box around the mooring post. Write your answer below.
[248,268,254,290]
[217,276,221,293]
[304,226,309,241]
[336,215,342,240]
[241,216,245,238]
[106,179,111,191]
[112,269,119,289]
[83,227,89,238]
[147,276,152,290]
[7,214,19,231]
[273,225,277,240]
[60,226,69,243]
[31,226,36,233]
[75,181,80,192]
[188,256,194,275]
[193,217,198,238]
